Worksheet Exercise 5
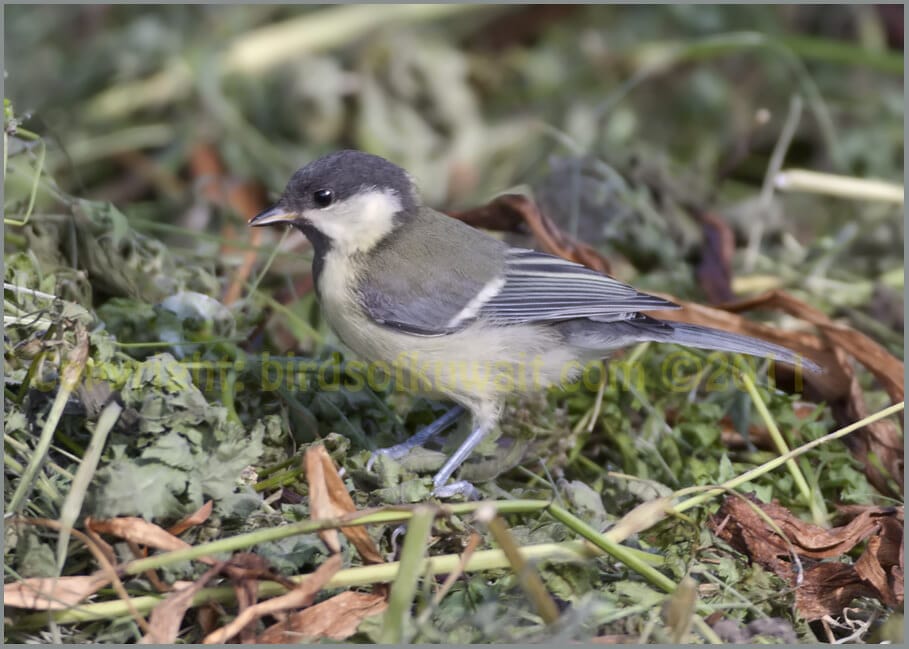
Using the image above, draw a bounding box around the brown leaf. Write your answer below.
[4,573,110,610]
[669,295,903,495]
[726,290,904,402]
[710,495,904,620]
[854,516,904,607]
[663,576,698,642]
[696,211,736,304]
[448,194,612,274]
[724,290,904,496]
[256,590,389,643]
[231,553,266,643]
[202,553,343,644]
[304,447,341,554]
[794,562,880,622]
[167,500,214,536]
[304,445,384,565]
[86,516,194,555]
[140,562,226,644]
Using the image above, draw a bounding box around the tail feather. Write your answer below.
[661,322,823,373]
[561,314,823,373]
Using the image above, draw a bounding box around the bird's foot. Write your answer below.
[432,480,481,501]
[427,420,495,501]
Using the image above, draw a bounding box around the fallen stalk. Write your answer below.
[15,540,601,628]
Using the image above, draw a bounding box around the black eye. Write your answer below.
[313,189,333,208]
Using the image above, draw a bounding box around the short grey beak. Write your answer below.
[248,204,297,227]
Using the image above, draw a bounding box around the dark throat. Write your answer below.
[294,223,332,296]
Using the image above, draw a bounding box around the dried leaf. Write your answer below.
[304,445,384,564]
[663,576,698,643]
[609,497,674,543]
[710,495,904,620]
[304,447,340,554]
[724,290,904,495]
[449,194,612,274]
[231,553,266,643]
[696,211,736,304]
[188,141,268,305]
[86,516,193,555]
[167,500,214,536]
[854,516,904,607]
[4,572,110,610]
[140,563,225,643]
[726,290,903,401]
[257,590,389,643]
[202,553,343,644]
[793,562,880,622]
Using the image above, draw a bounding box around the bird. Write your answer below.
[249,150,820,498]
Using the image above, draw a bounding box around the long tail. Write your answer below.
[571,313,823,373]
[660,322,822,373]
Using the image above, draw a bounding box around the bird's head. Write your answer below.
[249,150,419,253]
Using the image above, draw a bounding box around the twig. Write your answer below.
[56,401,123,572]
[3,283,59,301]
[775,169,904,204]
[476,505,560,625]
[738,372,826,525]
[745,95,802,270]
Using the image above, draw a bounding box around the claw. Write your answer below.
[389,524,407,557]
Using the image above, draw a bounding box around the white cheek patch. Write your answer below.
[303,188,402,254]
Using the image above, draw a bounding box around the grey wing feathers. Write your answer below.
[474,249,679,325]
[356,208,508,336]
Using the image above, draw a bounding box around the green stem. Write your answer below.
[739,372,825,524]
[380,506,436,643]
[14,539,601,629]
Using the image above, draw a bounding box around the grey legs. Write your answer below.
[367,405,465,469]
[367,404,494,499]
[430,421,494,499]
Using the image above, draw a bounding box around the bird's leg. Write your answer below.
[430,421,495,499]
[366,405,465,470]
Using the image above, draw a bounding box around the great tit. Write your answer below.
[250,150,819,497]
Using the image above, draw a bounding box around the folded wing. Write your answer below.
[359,235,679,336]
[457,249,678,327]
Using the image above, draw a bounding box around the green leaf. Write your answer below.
[90,461,189,520]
